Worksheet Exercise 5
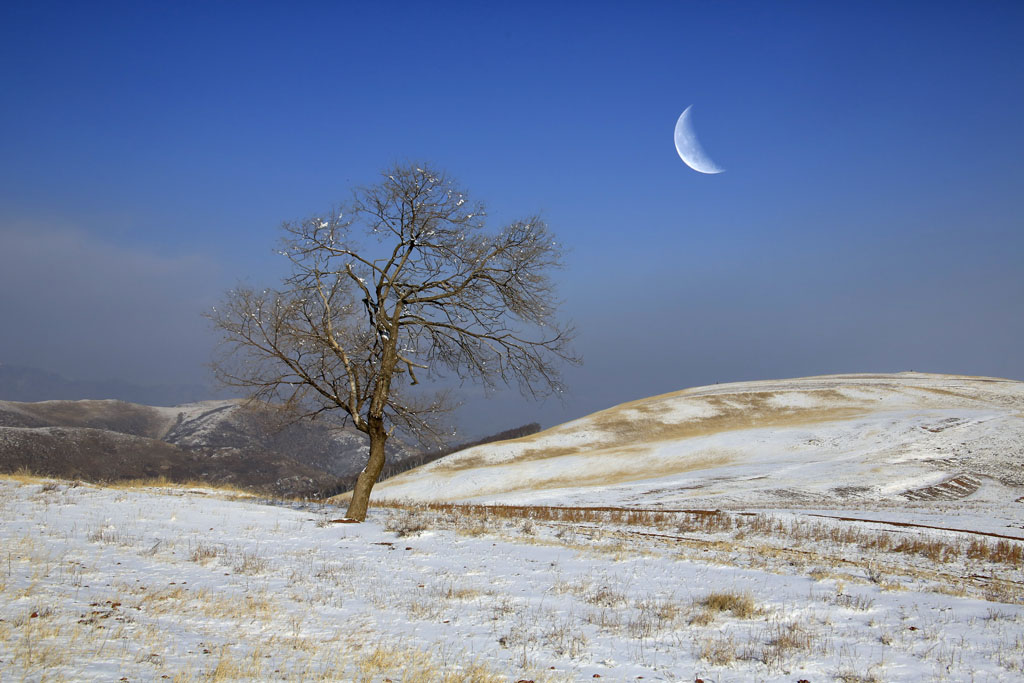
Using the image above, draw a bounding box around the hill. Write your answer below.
[0,398,415,497]
[370,372,1024,509]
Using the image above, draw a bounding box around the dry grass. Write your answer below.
[386,499,728,529]
[232,548,270,575]
[541,615,589,660]
[190,541,227,564]
[549,576,631,610]
[1,469,263,502]
[969,538,1024,565]
[1,467,56,485]
[200,640,513,682]
[830,590,876,611]
[380,500,1024,571]
[698,590,759,617]
[352,644,513,682]
[87,525,138,547]
[383,508,432,537]
[209,646,264,681]
[105,476,258,498]
[694,632,742,665]
[689,590,760,626]
[759,620,814,668]
[835,671,884,683]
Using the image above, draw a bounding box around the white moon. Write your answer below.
[674,105,723,174]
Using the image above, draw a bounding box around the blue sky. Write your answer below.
[2,1,1022,433]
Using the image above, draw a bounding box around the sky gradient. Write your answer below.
[2,1,1022,434]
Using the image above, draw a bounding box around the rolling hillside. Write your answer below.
[371,372,1024,509]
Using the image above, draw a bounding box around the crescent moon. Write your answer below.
[674,105,724,174]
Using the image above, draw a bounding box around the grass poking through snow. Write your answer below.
[3,476,1024,681]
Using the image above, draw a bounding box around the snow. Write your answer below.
[2,478,1023,680]
[374,373,1024,510]
[3,372,1023,679]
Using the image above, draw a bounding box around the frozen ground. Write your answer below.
[2,477,1023,681]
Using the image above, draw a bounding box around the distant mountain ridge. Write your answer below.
[0,396,415,497]
[0,363,210,406]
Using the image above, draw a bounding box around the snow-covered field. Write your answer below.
[2,476,1023,681]
[3,373,1023,680]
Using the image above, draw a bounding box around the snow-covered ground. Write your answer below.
[2,476,1023,681]
[3,373,1023,680]
[371,373,1024,511]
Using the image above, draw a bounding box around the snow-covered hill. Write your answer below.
[373,372,1024,509]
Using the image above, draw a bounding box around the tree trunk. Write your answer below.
[345,416,387,521]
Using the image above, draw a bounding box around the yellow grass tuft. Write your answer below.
[699,590,757,615]
[1,466,58,485]
[106,476,258,498]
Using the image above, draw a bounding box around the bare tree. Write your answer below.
[209,163,579,520]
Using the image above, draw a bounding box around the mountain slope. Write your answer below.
[0,426,344,495]
[0,398,177,436]
[0,398,413,496]
[371,372,1024,508]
